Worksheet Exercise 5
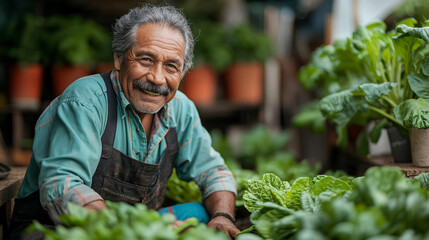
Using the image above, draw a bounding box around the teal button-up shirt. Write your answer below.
[17,70,236,216]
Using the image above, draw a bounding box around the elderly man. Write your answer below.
[9,4,239,239]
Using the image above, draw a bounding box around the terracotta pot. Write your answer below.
[182,64,217,105]
[410,128,429,167]
[224,62,264,104]
[9,64,44,110]
[52,64,90,96]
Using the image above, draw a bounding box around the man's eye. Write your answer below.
[165,64,178,72]
[139,58,153,65]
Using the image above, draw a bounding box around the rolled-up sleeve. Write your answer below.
[193,165,237,200]
[173,94,237,200]
[33,93,106,220]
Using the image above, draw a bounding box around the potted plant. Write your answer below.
[300,18,429,165]
[223,24,273,105]
[1,14,46,110]
[391,21,429,166]
[181,21,232,105]
[46,16,111,96]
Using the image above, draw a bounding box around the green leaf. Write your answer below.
[286,177,312,210]
[394,98,429,128]
[166,170,202,204]
[236,233,265,240]
[422,57,429,76]
[356,131,369,156]
[292,102,326,134]
[297,65,322,90]
[310,176,351,197]
[415,172,429,189]
[395,18,418,28]
[396,24,429,42]
[369,119,388,143]
[243,173,290,212]
[357,82,397,103]
[320,89,367,127]
[407,73,429,98]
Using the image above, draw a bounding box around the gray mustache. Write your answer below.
[133,80,170,96]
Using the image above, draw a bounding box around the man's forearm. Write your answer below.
[204,191,239,238]
[204,191,236,220]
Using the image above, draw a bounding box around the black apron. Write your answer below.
[9,72,177,240]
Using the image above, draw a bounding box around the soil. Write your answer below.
[235,205,252,231]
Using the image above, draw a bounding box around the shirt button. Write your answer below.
[136,152,140,156]
[136,128,140,132]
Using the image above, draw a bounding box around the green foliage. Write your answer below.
[27,201,228,240]
[243,173,291,213]
[296,18,429,153]
[394,98,429,128]
[243,173,351,213]
[238,125,291,169]
[45,16,111,66]
[166,170,202,204]
[291,101,326,134]
[256,152,321,182]
[210,125,322,206]
[210,129,234,161]
[237,167,429,240]
[0,14,47,65]
[192,21,232,72]
[227,24,273,63]
[391,0,429,25]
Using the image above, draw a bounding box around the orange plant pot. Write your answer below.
[224,62,264,104]
[52,64,90,96]
[9,64,44,110]
[182,64,217,105]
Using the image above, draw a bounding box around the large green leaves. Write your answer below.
[396,24,429,42]
[320,82,396,146]
[28,201,229,240]
[244,167,429,240]
[243,173,352,213]
[394,98,429,128]
[408,73,429,98]
[243,173,290,212]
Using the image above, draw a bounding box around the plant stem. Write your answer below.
[378,62,388,83]
[381,95,397,108]
[395,61,402,100]
[368,105,404,128]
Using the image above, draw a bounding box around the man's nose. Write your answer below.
[147,63,165,84]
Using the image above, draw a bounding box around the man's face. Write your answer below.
[114,23,185,115]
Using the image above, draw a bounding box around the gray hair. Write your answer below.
[112,4,194,75]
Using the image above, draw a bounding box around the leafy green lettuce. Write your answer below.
[28,201,228,240]
[243,173,352,213]
[238,167,429,240]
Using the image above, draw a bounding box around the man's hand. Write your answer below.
[204,191,240,239]
[207,215,240,239]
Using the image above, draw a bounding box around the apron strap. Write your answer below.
[100,72,117,148]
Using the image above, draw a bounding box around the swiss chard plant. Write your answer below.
[295,18,429,155]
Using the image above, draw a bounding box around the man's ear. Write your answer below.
[114,54,121,71]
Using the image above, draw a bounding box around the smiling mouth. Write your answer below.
[143,90,161,96]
